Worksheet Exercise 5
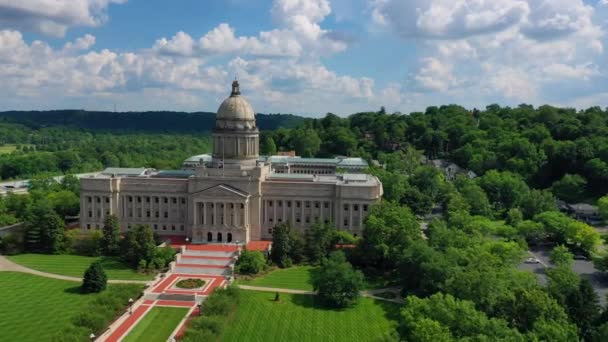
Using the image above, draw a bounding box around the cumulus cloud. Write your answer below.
[0,0,126,37]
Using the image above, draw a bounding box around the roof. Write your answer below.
[101,167,148,176]
[216,81,256,129]
[184,154,212,163]
[154,170,195,178]
[266,172,379,186]
[337,158,368,167]
[264,156,368,167]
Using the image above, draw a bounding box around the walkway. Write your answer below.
[0,255,150,284]
[236,284,404,304]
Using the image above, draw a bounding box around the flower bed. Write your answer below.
[175,278,206,289]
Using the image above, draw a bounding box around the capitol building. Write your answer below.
[79,81,383,243]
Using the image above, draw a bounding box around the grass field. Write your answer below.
[7,254,154,280]
[0,144,32,154]
[239,266,316,291]
[0,272,102,341]
[123,307,189,342]
[221,290,398,341]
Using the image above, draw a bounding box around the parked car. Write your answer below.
[525,257,540,264]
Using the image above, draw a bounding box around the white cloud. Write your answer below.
[0,0,126,37]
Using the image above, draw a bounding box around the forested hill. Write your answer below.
[0,110,305,132]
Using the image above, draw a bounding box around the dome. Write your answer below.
[216,80,256,130]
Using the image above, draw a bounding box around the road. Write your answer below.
[0,171,101,195]
[519,246,608,306]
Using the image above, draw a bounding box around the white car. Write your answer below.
[525,257,540,264]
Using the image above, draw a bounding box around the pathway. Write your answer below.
[236,284,404,304]
[0,255,150,284]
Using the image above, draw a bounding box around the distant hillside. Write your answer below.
[0,110,306,133]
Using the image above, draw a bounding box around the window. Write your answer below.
[344,219,348,226]
[296,201,301,208]
[268,228,273,234]
[230,203,234,209]
[163,197,168,203]
[296,218,301,223]
[146,197,150,203]
[88,211,92,218]
[269,218,273,222]
[128,225,131,230]
[305,201,310,208]
[207,232,213,242]
[146,211,150,217]
[315,202,319,208]
[87,197,91,203]
[162,225,166,230]
[171,225,175,231]
[154,224,158,230]
[354,204,359,211]
[172,198,177,204]
[137,196,141,203]
[269,201,273,207]
[164,212,168,218]
[344,204,348,211]
[278,218,282,222]
[217,232,222,242]
[96,197,100,203]
[180,225,184,231]
[305,216,310,223]
[128,196,133,202]
[278,201,282,207]
[287,201,291,208]
[86,224,91,230]
[363,204,368,212]
[324,219,329,224]
[105,197,110,203]
[227,233,233,243]
[181,198,186,204]
[155,211,159,218]
[241,203,245,209]
[155,197,159,203]
[106,210,110,216]
[324,202,329,209]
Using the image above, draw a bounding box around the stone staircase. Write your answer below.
[173,246,237,277]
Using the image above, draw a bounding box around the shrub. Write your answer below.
[181,287,240,341]
[81,261,107,293]
[0,232,23,255]
[235,249,266,275]
[52,284,143,341]
[176,278,205,289]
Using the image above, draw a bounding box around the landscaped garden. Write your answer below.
[0,272,109,341]
[176,278,206,289]
[123,307,189,342]
[238,266,316,291]
[221,290,398,341]
[7,253,154,280]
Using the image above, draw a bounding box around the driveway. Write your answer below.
[521,246,608,306]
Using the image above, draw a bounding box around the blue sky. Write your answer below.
[1,0,608,116]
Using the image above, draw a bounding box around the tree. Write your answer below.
[312,251,365,308]
[506,208,523,226]
[102,215,121,256]
[599,195,608,222]
[305,221,335,264]
[25,200,65,253]
[235,249,266,275]
[270,223,303,267]
[47,190,80,217]
[550,245,573,268]
[259,134,277,155]
[290,128,321,157]
[120,225,156,267]
[565,278,600,340]
[358,201,420,270]
[81,261,107,293]
[551,174,587,203]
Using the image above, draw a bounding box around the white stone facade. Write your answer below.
[80,81,383,243]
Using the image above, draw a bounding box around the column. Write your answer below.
[203,202,207,225]
[193,201,198,225]
[349,203,353,230]
[213,202,217,227]
[282,200,286,222]
[300,201,304,227]
[321,202,325,223]
[223,202,227,227]
[359,203,363,228]
[273,200,277,225]
[291,201,295,225]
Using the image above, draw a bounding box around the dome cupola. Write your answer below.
[216,80,256,130]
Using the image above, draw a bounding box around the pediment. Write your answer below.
[194,184,249,200]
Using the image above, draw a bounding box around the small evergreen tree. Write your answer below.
[120,224,156,267]
[81,261,107,293]
[102,214,121,256]
[25,200,65,253]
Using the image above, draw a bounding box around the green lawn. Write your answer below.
[7,254,154,280]
[123,307,189,342]
[221,290,399,342]
[239,266,316,291]
[0,144,31,154]
[0,272,102,341]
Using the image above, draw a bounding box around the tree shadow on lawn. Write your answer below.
[64,285,85,295]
